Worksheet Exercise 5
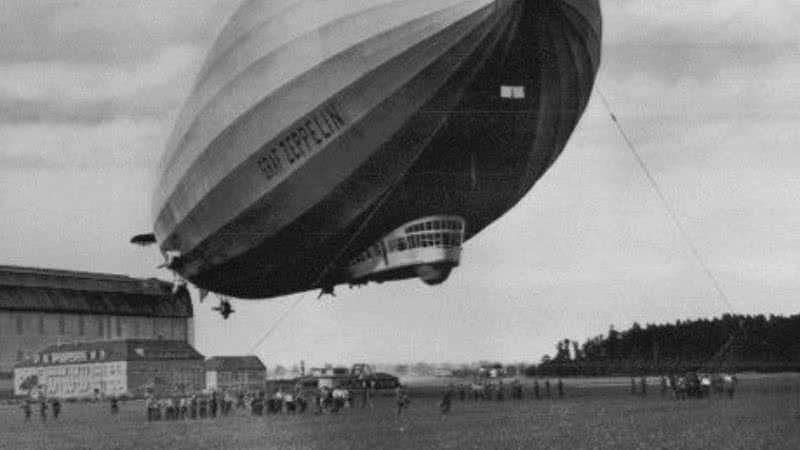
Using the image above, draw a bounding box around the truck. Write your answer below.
[293,364,399,391]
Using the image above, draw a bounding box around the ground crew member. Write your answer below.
[395,385,410,416]
[189,396,198,419]
[145,396,153,422]
[165,398,175,420]
[440,385,453,414]
[39,398,48,421]
[51,398,61,419]
[209,393,218,418]
[22,399,32,421]
[545,380,551,398]
[111,396,119,415]
[514,380,523,400]
[180,397,188,419]
[533,380,540,399]
[361,381,372,409]
[312,388,322,415]
[558,379,564,398]
[199,396,208,419]
[723,374,736,398]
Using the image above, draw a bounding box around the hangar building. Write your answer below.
[0,265,194,393]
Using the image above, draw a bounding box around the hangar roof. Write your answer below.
[205,356,266,371]
[0,265,192,317]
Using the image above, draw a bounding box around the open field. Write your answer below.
[1,374,800,449]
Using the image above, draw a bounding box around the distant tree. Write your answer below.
[539,313,800,375]
[273,365,287,378]
[572,341,582,361]
[523,365,538,377]
[607,325,619,360]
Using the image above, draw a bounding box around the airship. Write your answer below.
[135,0,602,300]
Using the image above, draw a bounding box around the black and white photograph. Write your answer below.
[1,0,799,448]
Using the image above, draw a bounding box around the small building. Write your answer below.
[14,339,204,399]
[434,367,454,377]
[205,356,266,393]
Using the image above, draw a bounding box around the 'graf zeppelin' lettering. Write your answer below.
[257,103,347,181]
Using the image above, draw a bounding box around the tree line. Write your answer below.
[535,313,800,376]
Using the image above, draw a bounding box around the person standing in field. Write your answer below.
[39,397,48,421]
[110,396,120,415]
[199,396,208,419]
[209,392,218,418]
[545,380,551,399]
[145,396,154,422]
[395,384,410,416]
[313,387,322,415]
[440,384,453,414]
[51,398,61,419]
[723,374,736,398]
[361,381,371,409]
[534,380,540,400]
[189,395,198,419]
[22,398,32,421]
[557,379,564,398]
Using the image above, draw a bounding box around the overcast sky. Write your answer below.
[1,1,798,369]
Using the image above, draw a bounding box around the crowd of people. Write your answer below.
[17,373,740,423]
[630,373,738,399]
[20,396,61,422]
[143,384,367,422]
[457,378,564,403]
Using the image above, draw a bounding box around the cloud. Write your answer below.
[607,0,800,46]
[0,45,203,126]
[0,45,201,103]
[0,0,239,64]
[601,1,800,84]
[0,119,168,169]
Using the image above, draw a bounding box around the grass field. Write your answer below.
[1,374,799,449]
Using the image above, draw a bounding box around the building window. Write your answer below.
[38,315,45,334]
[59,315,66,335]
[79,316,85,336]
[16,315,23,335]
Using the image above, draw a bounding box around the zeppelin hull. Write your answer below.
[152,0,602,298]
